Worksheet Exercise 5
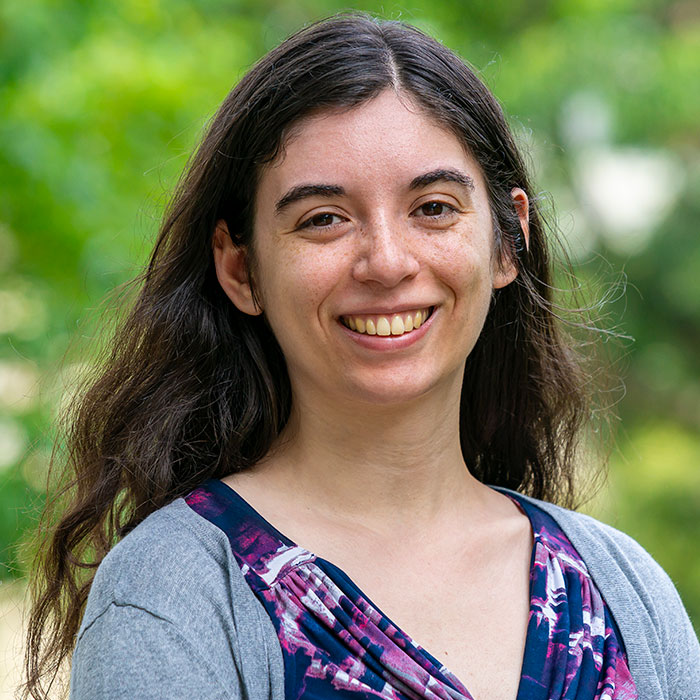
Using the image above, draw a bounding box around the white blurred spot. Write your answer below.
[0,283,48,339]
[0,419,28,470]
[574,147,684,255]
[0,362,39,413]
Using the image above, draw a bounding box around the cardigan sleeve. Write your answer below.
[620,530,700,699]
[69,499,285,700]
[664,577,700,698]
[70,602,239,700]
[559,509,700,698]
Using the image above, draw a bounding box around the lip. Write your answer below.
[337,304,436,317]
[337,306,438,351]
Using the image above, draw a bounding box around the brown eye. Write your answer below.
[420,202,446,216]
[311,213,335,226]
[410,200,459,227]
[301,212,343,229]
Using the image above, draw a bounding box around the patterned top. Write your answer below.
[185,478,638,699]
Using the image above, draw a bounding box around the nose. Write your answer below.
[351,215,420,288]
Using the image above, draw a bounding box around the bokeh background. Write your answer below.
[1,0,699,694]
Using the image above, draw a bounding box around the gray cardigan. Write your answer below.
[70,489,700,699]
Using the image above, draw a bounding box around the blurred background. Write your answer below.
[1,0,699,694]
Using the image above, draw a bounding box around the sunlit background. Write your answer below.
[1,0,699,694]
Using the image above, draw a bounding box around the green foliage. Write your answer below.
[1,0,698,630]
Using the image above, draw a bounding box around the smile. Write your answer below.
[340,307,434,336]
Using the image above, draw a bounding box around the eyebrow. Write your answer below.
[409,168,475,192]
[275,184,345,214]
[274,168,475,216]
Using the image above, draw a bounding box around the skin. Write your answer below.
[213,89,533,698]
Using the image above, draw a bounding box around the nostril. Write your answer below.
[353,250,420,287]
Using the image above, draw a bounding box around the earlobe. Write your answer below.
[492,258,519,290]
[212,220,263,316]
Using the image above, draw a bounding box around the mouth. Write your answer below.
[339,307,435,336]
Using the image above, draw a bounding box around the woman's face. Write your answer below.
[215,89,524,408]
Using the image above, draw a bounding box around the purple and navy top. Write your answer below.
[185,478,638,699]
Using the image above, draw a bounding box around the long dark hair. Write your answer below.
[21,13,599,699]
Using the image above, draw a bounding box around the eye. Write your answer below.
[299,212,346,229]
[413,201,458,218]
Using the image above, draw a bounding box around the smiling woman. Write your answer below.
[20,12,699,700]
[212,91,523,410]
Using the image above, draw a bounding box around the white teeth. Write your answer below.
[343,308,432,336]
[390,316,404,335]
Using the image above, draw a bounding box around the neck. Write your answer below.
[256,380,487,537]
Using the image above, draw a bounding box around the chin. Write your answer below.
[341,374,442,407]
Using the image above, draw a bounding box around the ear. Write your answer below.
[212,220,263,316]
[492,187,530,290]
[511,187,530,253]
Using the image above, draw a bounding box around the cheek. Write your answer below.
[425,232,495,294]
[255,242,348,321]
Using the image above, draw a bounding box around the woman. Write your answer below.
[21,13,699,700]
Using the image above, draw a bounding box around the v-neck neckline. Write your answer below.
[207,477,539,700]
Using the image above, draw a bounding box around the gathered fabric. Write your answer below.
[186,479,637,700]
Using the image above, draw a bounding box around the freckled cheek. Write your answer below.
[425,243,492,296]
[260,250,344,320]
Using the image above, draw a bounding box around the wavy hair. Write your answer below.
[20,13,602,699]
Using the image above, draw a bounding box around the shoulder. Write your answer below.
[519,494,682,608]
[72,498,284,699]
[496,487,672,589]
[80,498,240,632]
[516,491,693,627]
[498,488,675,592]
[78,497,279,666]
[498,488,700,699]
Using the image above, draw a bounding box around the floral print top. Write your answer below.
[185,479,638,699]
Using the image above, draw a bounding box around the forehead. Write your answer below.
[256,90,484,196]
